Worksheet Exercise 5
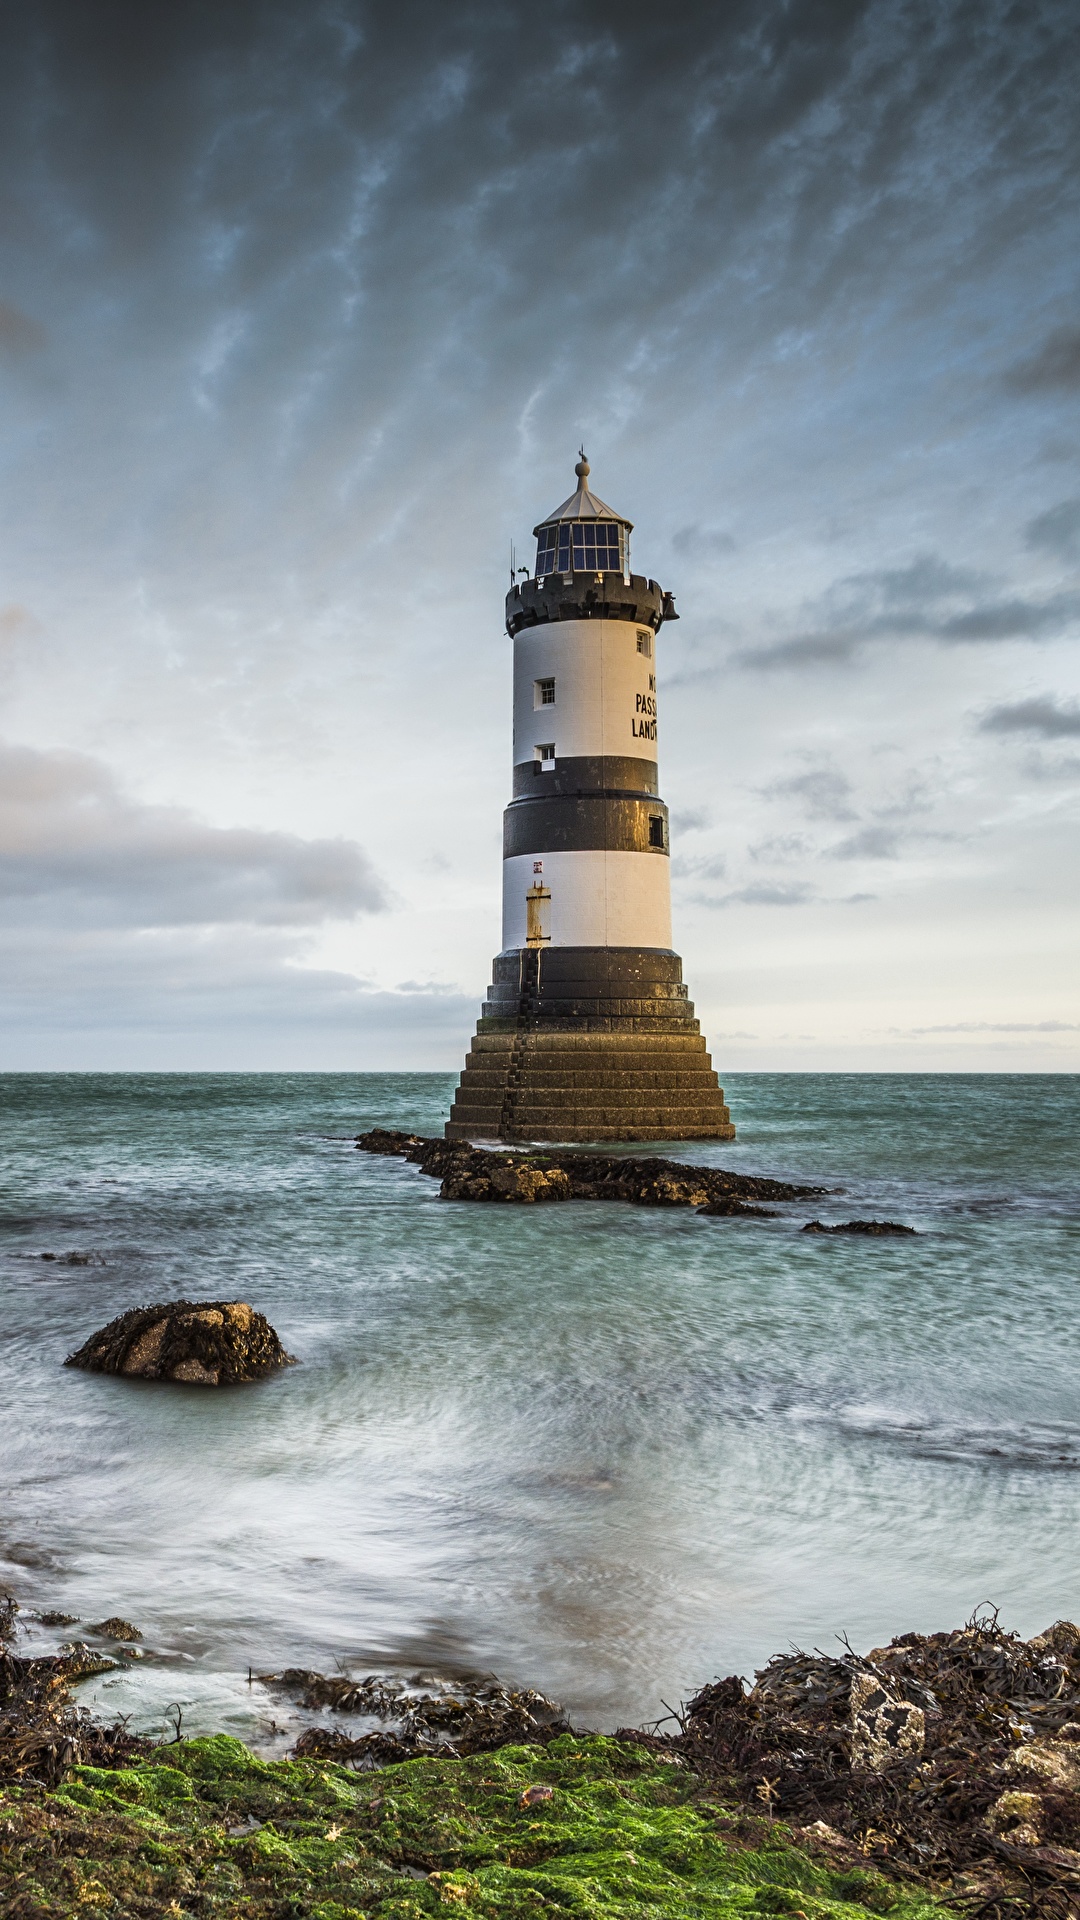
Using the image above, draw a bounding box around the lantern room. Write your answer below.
[533,454,632,581]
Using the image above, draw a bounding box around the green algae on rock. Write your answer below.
[0,1731,941,1919]
[64,1299,297,1386]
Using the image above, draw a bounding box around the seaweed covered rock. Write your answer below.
[0,1592,150,1786]
[0,1730,939,1919]
[356,1128,823,1214]
[65,1300,296,1386]
[678,1611,1080,1897]
[441,1159,573,1203]
[259,1666,571,1765]
[802,1219,916,1236]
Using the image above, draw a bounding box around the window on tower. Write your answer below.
[534,743,556,773]
[535,521,625,577]
[534,677,556,707]
[648,815,666,849]
[637,631,652,657]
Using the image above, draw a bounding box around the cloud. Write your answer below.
[671,525,737,559]
[0,740,387,928]
[978,695,1080,739]
[829,824,901,860]
[896,1021,1080,1035]
[1004,328,1080,395]
[694,882,816,909]
[672,852,728,881]
[1025,499,1080,562]
[937,592,1080,642]
[741,557,1080,668]
[748,832,811,863]
[0,300,44,357]
[0,921,478,1068]
[764,767,857,821]
[0,2,1077,1063]
[0,742,470,1067]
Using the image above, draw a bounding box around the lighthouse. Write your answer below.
[446,456,735,1143]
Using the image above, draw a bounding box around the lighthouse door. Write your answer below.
[525,881,551,947]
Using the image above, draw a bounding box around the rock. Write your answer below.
[442,1159,573,1203]
[87,1618,141,1642]
[802,1220,916,1236]
[64,1300,296,1386]
[849,1671,925,1771]
[356,1130,823,1212]
[697,1196,777,1218]
[988,1788,1043,1846]
[1028,1619,1080,1659]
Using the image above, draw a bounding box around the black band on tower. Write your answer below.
[511,755,659,798]
[503,794,669,858]
[505,573,675,638]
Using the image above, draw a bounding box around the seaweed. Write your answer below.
[802,1222,917,1237]
[0,1595,151,1789]
[64,1299,296,1385]
[672,1612,1080,1911]
[0,1731,942,1918]
[356,1128,826,1212]
[261,1667,571,1765]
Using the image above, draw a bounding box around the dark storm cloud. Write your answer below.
[979,695,1080,738]
[1004,328,1080,394]
[0,741,387,927]
[2,0,1078,575]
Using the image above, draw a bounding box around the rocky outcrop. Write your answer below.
[802,1220,916,1236]
[65,1301,296,1386]
[356,1128,824,1213]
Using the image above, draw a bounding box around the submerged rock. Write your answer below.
[64,1300,296,1386]
[802,1219,916,1236]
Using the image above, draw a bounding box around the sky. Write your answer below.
[1,0,1078,1072]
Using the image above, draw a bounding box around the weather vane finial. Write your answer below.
[575,446,590,483]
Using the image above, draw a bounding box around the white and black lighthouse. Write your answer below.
[446,456,734,1142]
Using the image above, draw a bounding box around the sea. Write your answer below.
[1,1071,1077,1751]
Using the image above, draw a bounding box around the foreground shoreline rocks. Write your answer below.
[2,1599,1078,1915]
[64,1299,296,1386]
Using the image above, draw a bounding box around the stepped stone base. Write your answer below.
[446,947,735,1143]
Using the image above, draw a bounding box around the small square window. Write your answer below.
[534,743,556,772]
[648,815,666,848]
[637,631,652,657]
[534,677,556,707]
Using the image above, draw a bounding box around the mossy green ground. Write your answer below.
[0,1732,947,1919]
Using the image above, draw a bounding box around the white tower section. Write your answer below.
[500,456,675,955]
[502,618,671,950]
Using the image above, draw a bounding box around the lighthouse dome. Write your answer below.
[532,455,632,579]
